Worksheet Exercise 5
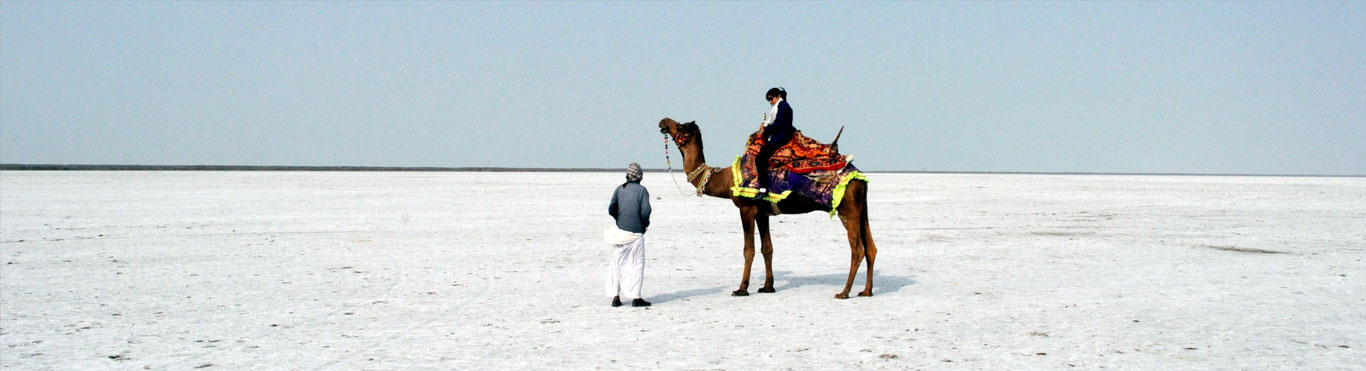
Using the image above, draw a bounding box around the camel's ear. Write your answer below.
[683,121,698,132]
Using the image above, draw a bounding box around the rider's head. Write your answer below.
[765,87,786,105]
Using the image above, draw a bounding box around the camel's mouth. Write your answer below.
[658,118,677,135]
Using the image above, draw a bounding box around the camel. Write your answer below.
[658,118,878,299]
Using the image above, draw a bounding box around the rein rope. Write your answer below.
[664,133,718,198]
[664,134,697,197]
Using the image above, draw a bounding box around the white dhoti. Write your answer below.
[603,227,645,299]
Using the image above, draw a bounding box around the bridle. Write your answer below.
[670,129,692,148]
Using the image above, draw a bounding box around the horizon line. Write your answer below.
[1,164,1361,178]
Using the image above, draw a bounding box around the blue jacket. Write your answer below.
[764,100,795,146]
[608,182,652,233]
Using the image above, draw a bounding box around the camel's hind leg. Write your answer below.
[858,197,877,297]
[835,209,865,300]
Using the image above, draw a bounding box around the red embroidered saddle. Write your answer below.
[744,130,849,174]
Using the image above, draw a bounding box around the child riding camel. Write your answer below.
[754,87,794,199]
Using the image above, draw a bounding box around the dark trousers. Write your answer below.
[755,139,786,190]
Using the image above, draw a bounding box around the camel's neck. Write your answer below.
[679,138,707,174]
[679,137,732,199]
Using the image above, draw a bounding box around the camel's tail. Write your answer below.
[830,126,845,154]
[858,180,873,249]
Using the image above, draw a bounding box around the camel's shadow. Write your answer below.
[649,271,914,303]
[772,270,915,296]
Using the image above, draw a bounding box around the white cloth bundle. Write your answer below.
[602,226,643,246]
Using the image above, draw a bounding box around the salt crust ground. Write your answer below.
[1,171,1363,370]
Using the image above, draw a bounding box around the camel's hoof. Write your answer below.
[757,287,776,293]
[732,290,750,297]
[858,291,874,297]
[834,293,849,300]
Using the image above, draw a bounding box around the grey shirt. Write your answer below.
[609,182,652,233]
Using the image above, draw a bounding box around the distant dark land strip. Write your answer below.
[1,164,1360,177]
[0,164,621,172]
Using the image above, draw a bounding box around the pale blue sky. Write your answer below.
[2,2,1363,175]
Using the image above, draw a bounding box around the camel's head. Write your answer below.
[658,117,699,147]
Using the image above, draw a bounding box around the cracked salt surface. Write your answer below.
[1,171,1363,369]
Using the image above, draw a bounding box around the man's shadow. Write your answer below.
[650,285,731,304]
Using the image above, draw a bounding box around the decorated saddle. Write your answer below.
[744,130,849,173]
[730,130,867,214]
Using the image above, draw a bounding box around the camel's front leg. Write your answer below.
[734,206,758,296]
[756,214,776,293]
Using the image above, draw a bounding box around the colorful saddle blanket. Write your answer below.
[729,154,867,216]
[744,130,849,173]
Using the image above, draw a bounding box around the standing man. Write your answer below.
[605,163,652,307]
[754,87,794,199]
